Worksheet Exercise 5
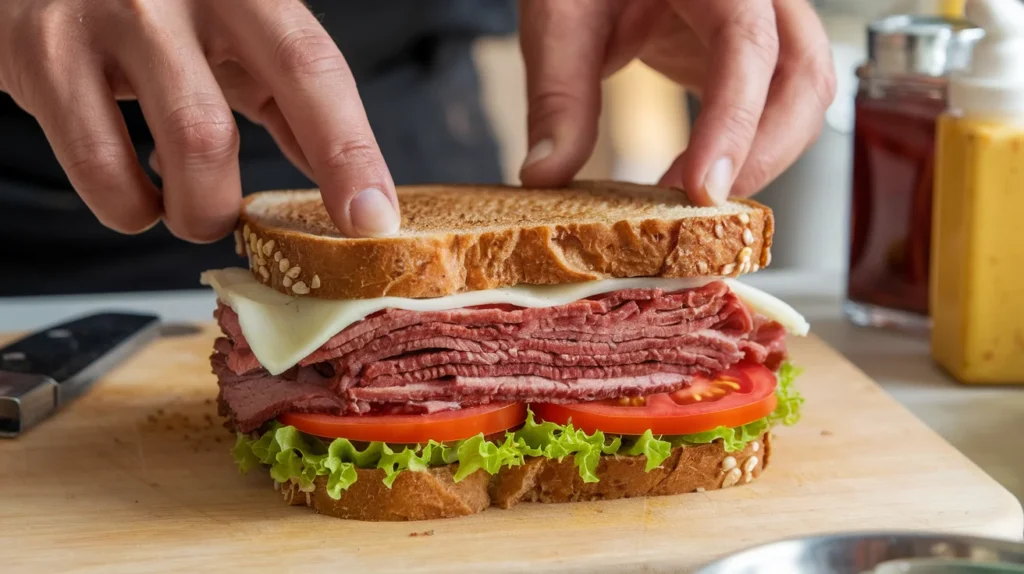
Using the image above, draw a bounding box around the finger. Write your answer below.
[212,61,314,181]
[114,7,241,243]
[730,0,836,196]
[256,98,316,181]
[603,0,665,78]
[28,63,162,233]
[216,0,397,237]
[518,0,615,187]
[659,0,778,205]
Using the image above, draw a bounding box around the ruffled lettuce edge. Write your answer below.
[233,362,804,499]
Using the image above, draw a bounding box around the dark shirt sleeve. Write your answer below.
[0,0,516,296]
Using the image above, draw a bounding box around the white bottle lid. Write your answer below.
[949,0,1024,117]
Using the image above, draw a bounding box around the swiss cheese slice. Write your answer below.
[201,268,809,375]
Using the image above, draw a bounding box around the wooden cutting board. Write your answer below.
[1,325,1021,573]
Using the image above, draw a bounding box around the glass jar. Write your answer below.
[843,15,982,331]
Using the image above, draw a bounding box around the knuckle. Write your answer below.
[719,104,761,150]
[62,133,128,187]
[727,11,779,68]
[320,138,381,172]
[273,28,348,79]
[23,2,76,62]
[526,90,590,133]
[5,3,70,103]
[781,44,838,111]
[162,101,239,163]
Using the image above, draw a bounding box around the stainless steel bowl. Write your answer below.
[694,532,1024,574]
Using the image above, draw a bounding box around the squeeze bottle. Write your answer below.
[931,0,1024,383]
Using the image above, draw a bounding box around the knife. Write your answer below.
[0,312,161,438]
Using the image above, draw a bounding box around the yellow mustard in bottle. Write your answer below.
[941,0,965,18]
[931,0,1024,383]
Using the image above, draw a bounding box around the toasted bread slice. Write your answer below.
[237,181,774,300]
[279,433,770,521]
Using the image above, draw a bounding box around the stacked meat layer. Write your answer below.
[212,282,787,432]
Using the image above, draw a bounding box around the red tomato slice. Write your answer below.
[532,363,778,435]
[279,402,527,443]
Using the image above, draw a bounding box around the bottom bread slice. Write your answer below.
[278,433,771,521]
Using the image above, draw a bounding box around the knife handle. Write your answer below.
[0,311,161,438]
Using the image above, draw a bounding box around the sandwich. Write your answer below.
[202,181,808,521]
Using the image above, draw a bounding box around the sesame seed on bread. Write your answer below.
[237,180,775,300]
[278,433,771,521]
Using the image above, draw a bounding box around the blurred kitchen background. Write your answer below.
[473,0,959,275]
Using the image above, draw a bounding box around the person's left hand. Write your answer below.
[517,0,837,206]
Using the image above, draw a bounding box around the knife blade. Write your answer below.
[0,311,161,437]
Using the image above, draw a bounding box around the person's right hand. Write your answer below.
[0,0,400,241]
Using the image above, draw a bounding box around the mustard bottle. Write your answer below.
[939,0,965,18]
[916,0,966,17]
[931,0,1024,384]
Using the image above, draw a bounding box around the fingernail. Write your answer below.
[704,156,735,205]
[522,139,554,170]
[349,187,400,237]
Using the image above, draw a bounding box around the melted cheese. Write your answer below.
[201,268,809,376]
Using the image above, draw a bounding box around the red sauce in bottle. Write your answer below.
[847,79,946,318]
[844,14,981,329]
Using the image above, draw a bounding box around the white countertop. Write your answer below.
[2,269,1022,505]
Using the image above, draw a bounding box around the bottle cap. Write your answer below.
[865,15,982,79]
[949,0,1024,116]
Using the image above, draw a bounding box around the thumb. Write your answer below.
[518,0,615,187]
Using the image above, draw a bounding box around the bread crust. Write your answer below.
[237,181,775,300]
[278,433,771,520]
[283,466,491,522]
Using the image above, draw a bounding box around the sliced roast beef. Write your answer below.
[347,373,690,404]
[212,349,345,432]
[212,281,789,432]
[360,344,734,385]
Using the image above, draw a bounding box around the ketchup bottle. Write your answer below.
[844,14,982,330]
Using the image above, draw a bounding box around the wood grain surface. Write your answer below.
[1,325,1020,573]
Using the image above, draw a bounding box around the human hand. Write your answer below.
[518,0,837,205]
[0,0,399,241]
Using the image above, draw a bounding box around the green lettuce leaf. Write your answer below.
[452,434,525,481]
[377,442,432,488]
[322,438,380,497]
[624,430,674,472]
[326,438,385,468]
[670,418,772,452]
[230,362,805,496]
[232,432,262,473]
[512,410,621,482]
[322,454,358,499]
[768,361,804,426]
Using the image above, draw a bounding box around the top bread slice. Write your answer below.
[236,180,774,300]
